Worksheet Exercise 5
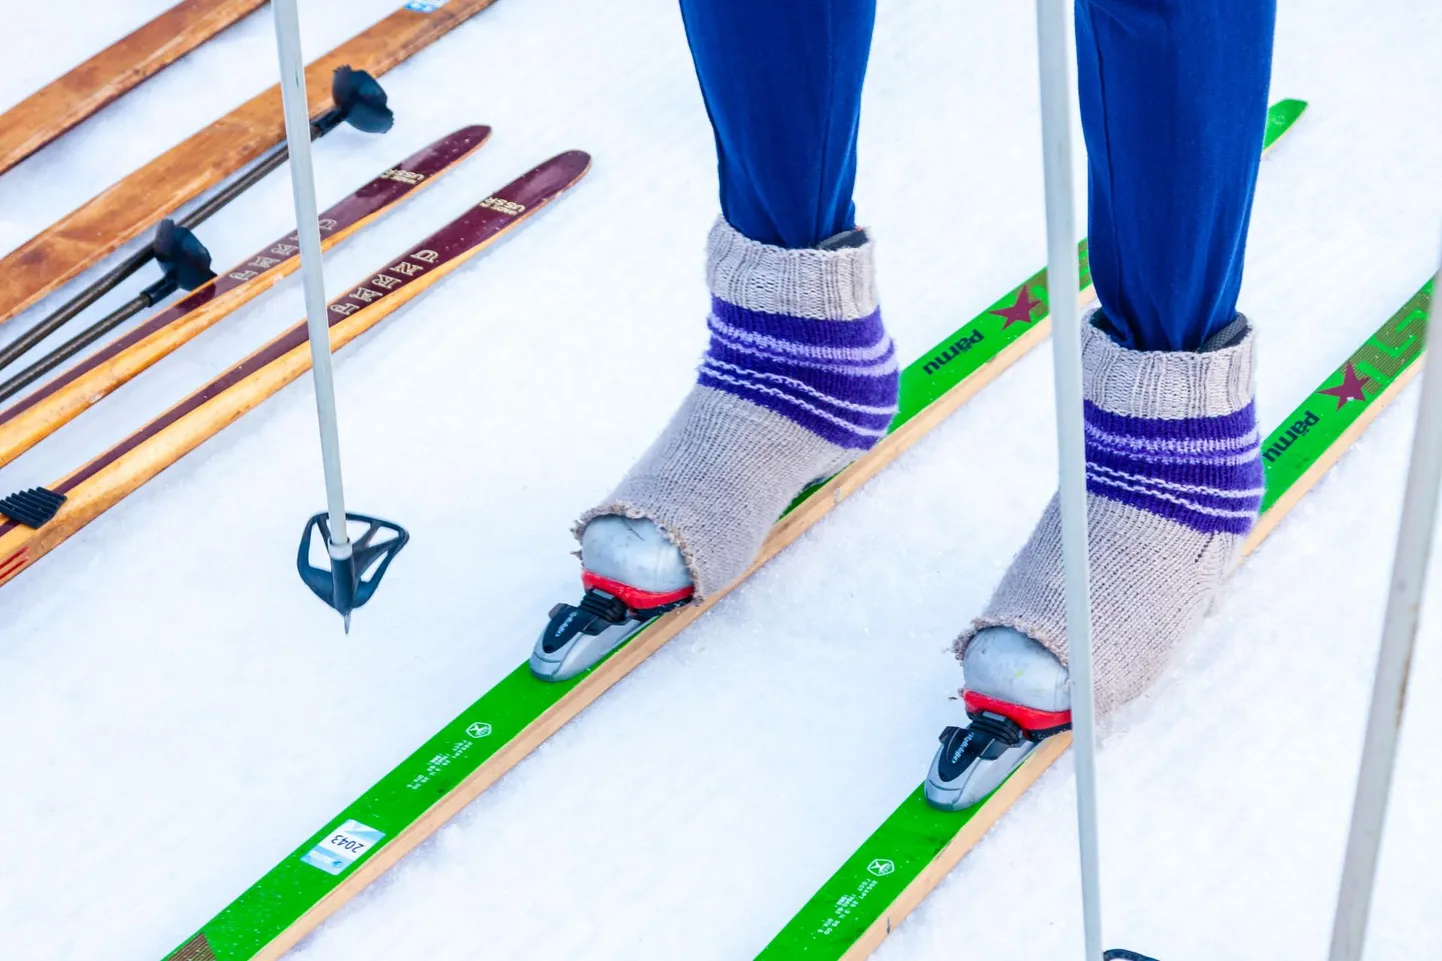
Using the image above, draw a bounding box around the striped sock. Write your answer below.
[699,293,898,449]
[959,312,1261,715]
[1082,400,1264,536]
[578,217,898,598]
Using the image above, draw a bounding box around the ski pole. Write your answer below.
[1034,2,1104,958]
[0,67,392,377]
[0,219,214,376]
[1326,267,1442,959]
[272,0,407,631]
[0,220,215,402]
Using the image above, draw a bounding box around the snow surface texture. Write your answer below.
[2,1,1441,958]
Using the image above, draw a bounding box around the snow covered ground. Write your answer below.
[3,0,1442,958]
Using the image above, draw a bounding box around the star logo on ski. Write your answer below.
[990,284,1043,329]
[1318,363,1368,410]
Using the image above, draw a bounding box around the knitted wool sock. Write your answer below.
[578,217,898,599]
[957,311,1262,715]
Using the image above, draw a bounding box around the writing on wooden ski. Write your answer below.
[0,151,591,593]
[0,125,492,469]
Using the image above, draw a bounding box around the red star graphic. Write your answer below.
[1318,363,1369,409]
[990,284,1042,328]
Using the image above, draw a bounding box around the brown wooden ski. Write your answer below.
[0,0,504,327]
[0,150,591,591]
[0,124,491,469]
[0,0,267,177]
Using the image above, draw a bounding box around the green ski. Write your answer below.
[161,99,1307,961]
[754,282,1431,961]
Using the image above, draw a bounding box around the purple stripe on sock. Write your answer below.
[706,340,899,407]
[711,297,887,352]
[708,327,898,375]
[1087,445,1263,502]
[1085,400,1258,443]
[1085,432,1260,465]
[1082,398,1262,535]
[1088,468,1263,515]
[698,372,884,449]
[699,294,898,451]
[1084,429,1257,461]
[1085,474,1258,536]
[702,362,896,429]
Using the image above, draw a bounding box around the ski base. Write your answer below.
[156,99,1307,961]
[756,281,1430,960]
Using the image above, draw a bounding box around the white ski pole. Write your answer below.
[272,0,408,630]
[1034,2,1103,959]
[1326,270,1442,959]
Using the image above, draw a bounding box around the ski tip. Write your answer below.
[547,150,593,179]
[1272,97,1308,124]
[343,612,352,634]
[454,124,494,148]
[509,151,593,200]
[1262,98,1308,152]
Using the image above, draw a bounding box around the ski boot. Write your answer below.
[925,626,1072,811]
[530,516,694,681]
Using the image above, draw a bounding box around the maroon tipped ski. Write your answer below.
[0,150,592,591]
[0,125,492,469]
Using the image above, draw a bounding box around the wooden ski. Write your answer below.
[754,280,1432,961]
[0,0,267,177]
[146,100,1306,961]
[0,150,590,590]
[0,0,504,327]
[0,124,491,470]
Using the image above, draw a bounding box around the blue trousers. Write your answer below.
[678,0,1276,352]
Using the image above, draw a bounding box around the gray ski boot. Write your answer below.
[530,516,694,682]
[924,626,1073,811]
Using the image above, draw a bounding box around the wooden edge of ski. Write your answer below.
[760,291,1431,960]
[0,0,504,326]
[819,353,1424,960]
[157,100,1312,961]
[235,290,1078,960]
[0,0,268,176]
[0,151,590,591]
[839,734,1073,961]
[1244,358,1421,553]
[0,125,492,469]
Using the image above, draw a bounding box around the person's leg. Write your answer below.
[1077,0,1277,351]
[681,0,875,249]
[534,0,894,681]
[927,0,1277,808]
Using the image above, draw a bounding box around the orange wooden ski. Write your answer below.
[0,0,267,177]
[0,0,504,327]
